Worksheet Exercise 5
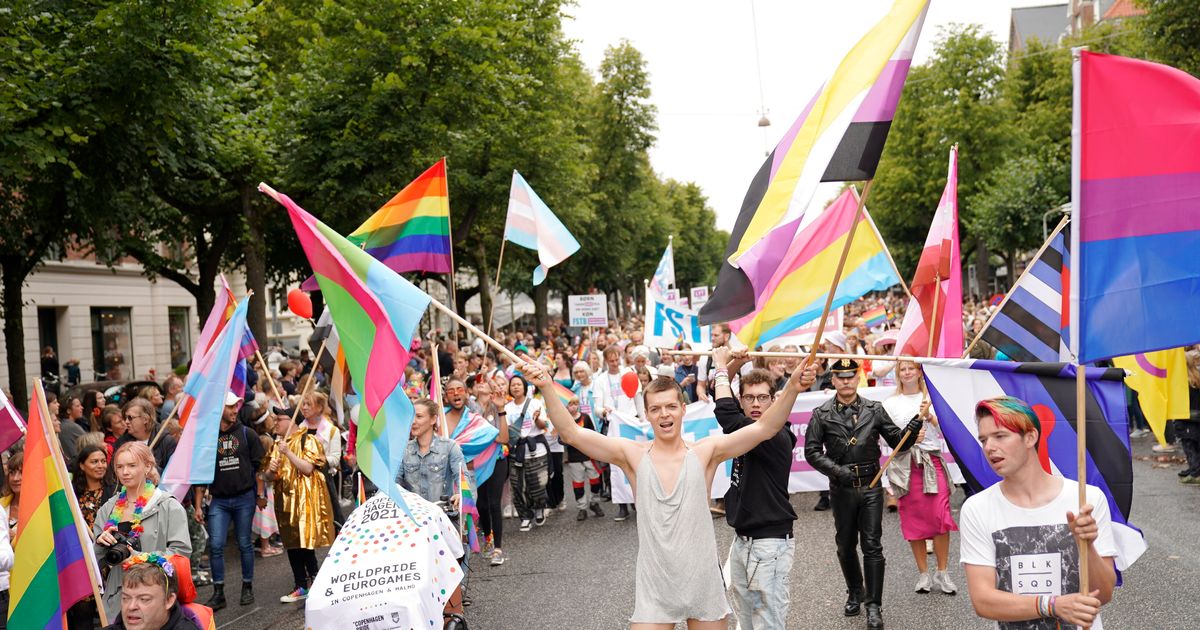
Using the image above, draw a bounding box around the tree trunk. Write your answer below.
[243,184,268,345]
[533,283,549,332]
[1,260,29,416]
[973,236,993,298]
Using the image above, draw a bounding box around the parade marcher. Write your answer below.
[469,374,510,565]
[297,391,344,531]
[712,347,798,630]
[505,376,550,532]
[94,442,192,621]
[397,399,465,505]
[1178,349,1200,485]
[56,394,87,464]
[563,394,605,521]
[960,397,1117,629]
[882,361,958,596]
[804,358,922,630]
[594,345,645,521]
[70,444,117,629]
[268,415,335,604]
[196,392,266,610]
[525,358,815,629]
[116,398,177,473]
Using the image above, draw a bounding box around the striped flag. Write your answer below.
[895,146,962,358]
[922,359,1147,570]
[505,170,580,285]
[650,238,675,297]
[981,223,1071,362]
[449,411,501,486]
[459,465,480,553]
[350,158,452,274]
[8,382,101,629]
[862,305,888,329]
[0,389,27,453]
[700,0,929,325]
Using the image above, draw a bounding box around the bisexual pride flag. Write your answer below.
[922,358,1146,570]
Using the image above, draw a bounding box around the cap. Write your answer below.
[824,331,848,351]
[224,391,242,406]
[656,365,675,378]
[830,358,860,377]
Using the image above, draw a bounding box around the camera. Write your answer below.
[101,530,142,566]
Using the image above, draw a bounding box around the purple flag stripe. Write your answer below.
[1080,171,1200,242]
[852,59,912,123]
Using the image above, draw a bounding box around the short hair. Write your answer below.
[101,404,123,433]
[643,376,685,407]
[975,396,1041,447]
[122,560,177,596]
[571,361,592,378]
[113,441,161,484]
[740,368,777,396]
[602,346,621,360]
[712,323,731,335]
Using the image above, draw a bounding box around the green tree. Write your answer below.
[1137,0,1200,77]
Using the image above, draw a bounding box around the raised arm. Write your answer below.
[521,360,636,472]
[707,358,816,463]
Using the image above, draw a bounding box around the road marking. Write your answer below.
[219,606,263,629]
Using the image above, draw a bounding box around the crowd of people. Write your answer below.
[0,289,1193,629]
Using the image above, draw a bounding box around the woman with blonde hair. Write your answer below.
[93,442,191,620]
[268,415,335,603]
[882,360,957,596]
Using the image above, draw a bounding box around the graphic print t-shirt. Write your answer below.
[959,478,1118,630]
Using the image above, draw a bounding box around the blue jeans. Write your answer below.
[728,536,795,630]
[207,488,257,584]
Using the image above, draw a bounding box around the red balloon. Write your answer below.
[287,288,313,320]
[620,371,640,399]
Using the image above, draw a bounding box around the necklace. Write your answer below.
[105,480,154,539]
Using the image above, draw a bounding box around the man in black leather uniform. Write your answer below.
[804,358,922,630]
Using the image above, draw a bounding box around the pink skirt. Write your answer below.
[897,455,958,541]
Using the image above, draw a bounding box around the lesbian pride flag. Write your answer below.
[1070,51,1200,362]
[505,170,580,285]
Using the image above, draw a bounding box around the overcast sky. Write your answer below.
[562,0,1060,231]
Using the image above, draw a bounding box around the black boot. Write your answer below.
[844,589,863,617]
[814,490,831,511]
[866,603,884,629]
[864,558,886,629]
[207,583,227,611]
[240,581,255,606]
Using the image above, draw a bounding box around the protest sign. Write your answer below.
[645,291,710,349]
[690,286,709,308]
[567,294,609,327]
[306,491,464,630]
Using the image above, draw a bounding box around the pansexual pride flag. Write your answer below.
[1070,51,1200,362]
[349,158,452,275]
[262,183,432,514]
[701,0,928,325]
[505,170,580,285]
[9,383,100,629]
[730,187,900,349]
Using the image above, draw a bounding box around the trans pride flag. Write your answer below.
[450,411,501,486]
[263,183,432,515]
[1070,51,1200,362]
[505,170,580,285]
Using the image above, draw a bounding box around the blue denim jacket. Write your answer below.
[396,436,465,503]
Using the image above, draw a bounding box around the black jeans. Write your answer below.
[1178,421,1200,476]
[287,548,319,591]
[547,452,565,508]
[830,483,886,605]
[477,458,508,548]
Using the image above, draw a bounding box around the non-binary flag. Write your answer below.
[650,238,675,298]
[700,0,929,325]
[729,187,900,349]
[8,383,101,629]
[981,223,1071,362]
[921,358,1147,570]
[895,146,962,358]
[262,183,432,514]
[349,159,452,275]
[0,389,27,453]
[161,297,250,501]
[1112,349,1190,447]
[504,170,580,285]
[1070,51,1200,362]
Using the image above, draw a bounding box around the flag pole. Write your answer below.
[288,335,331,426]
[962,214,1070,358]
[430,297,522,365]
[36,379,109,626]
[148,395,183,449]
[1070,46,1089,595]
[487,238,507,338]
[803,178,874,365]
[1076,363,1090,594]
[444,160,460,344]
[255,349,285,403]
[431,342,450,437]
[856,184,912,300]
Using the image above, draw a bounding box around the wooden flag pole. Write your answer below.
[1076,363,1090,594]
[255,349,285,403]
[802,179,875,366]
[289,335,330,426]
[429,297,522,365]
[148,394,182,449]
[962,214,1071,358]
[431,342,450,437]
[37,379,110,626]
[487,239,508,338]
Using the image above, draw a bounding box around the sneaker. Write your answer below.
[519,519,532,532]
[489,549,506,566]
[614,505,629,522]
[935,571,958,595]
[1181,475,1200,485]
[279,587,308,603]
[577,509,588,521]
[534,510,546,526]
[503,505,515,519]
[914,572,932,593]
[482,535,494,555]
[589,503,605,518]
[557,503,568,512]
[1130,429,1149,438]
[1151,443,1177,453]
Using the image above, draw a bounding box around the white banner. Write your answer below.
[568,294,609,327]
[605,388,963,503]
[758,308,845,348]
[306,491,464,630]
[644,291,710,349]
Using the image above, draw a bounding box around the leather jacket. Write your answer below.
[804,395,921,486]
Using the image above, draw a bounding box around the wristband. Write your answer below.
[1049,595,1057,619]
[713,368,730,378]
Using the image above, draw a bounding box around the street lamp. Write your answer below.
[1042,203,1070,240]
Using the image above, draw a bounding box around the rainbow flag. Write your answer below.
[730,188,900,349]
[161,297,250,501]
[549,381,578,407]
[1070,51,1200,362]
[349,158,452,275]
[263,183,432,515]
[863,305,888,329]
[9,382,101,629]
[459,465,480,553]
[450,411,501,485]
[505,170,580,285]
[701,0,929,325]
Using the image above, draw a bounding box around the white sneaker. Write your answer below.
[519,519,532,532]
[1152,443,1178,453]
[914,572,932,593]
[556,503,568,512]
[489,549,506,566]
[503,505,515,518]
[935,571,957,595]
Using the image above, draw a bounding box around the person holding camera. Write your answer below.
[94,442,191,621]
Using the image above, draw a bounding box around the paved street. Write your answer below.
[212,437,1198,629]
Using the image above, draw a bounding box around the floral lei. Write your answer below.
[121,552,175,576]
[105,480,155,540]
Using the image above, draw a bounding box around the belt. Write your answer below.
[842,461,879,488]
[738,533,794,541]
